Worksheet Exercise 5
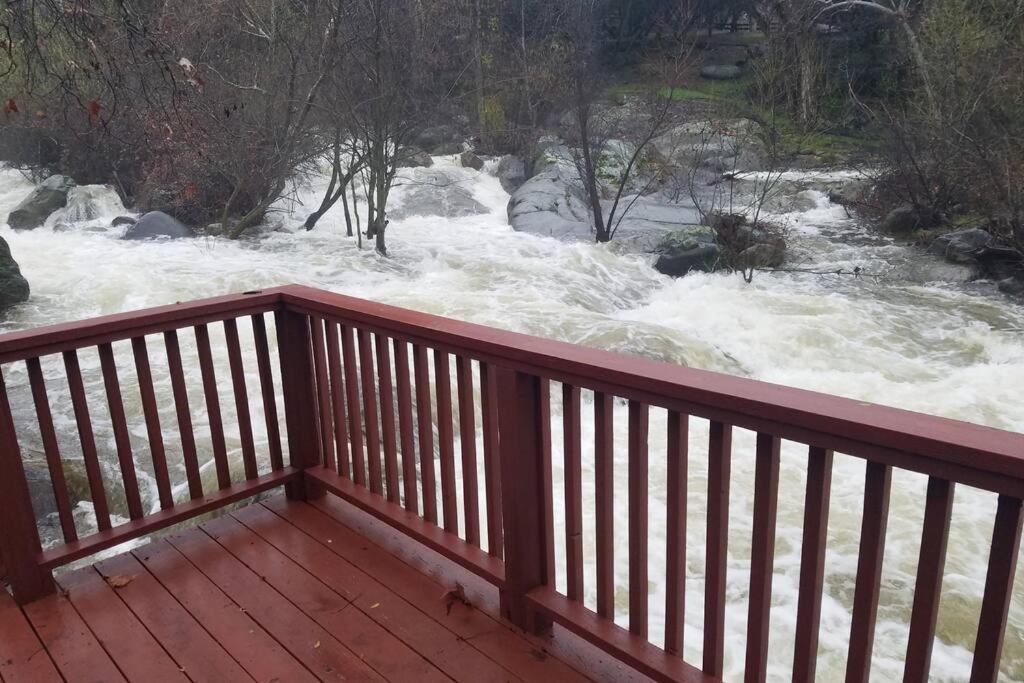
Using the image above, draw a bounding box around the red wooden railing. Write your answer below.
[1,284,1023,683]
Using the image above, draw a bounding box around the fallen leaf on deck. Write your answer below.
[105,575,134,588]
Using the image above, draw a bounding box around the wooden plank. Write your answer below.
[479,362,503,558]
[164,330,203,499]
[703,420,732,677]
[456,356,480,546]
[664,410,688,656]
[394,340,418,511]
[56,567,187,682]
[563,383,584,602]
[234,502,515,683]
[22,593,126,683]
[434,350,458,534]
[251,313,284,471]
[203,513,450,682]
[971,495,1024,683]
[63,349,111,531]
[93,552,253,682]
[134,540,317,683]
[26,357,77,542]
[628,400,649,638]
[745,432,781,680]
[792,446,833,682]
[904,477,954,682]
[132,336,173,508]
[267,497,589,682]
[310,317,335,471]
[846,461,892,683]
[376,333,400,502]
[341,324,366,486]
[97,343,144,519]
[358,328,383,495]
[594,391,614,620]
[165,526,383,681]
[413,344,437,524]
[325,321,351,477]
[223,318,258,479]
[0,590,61,682]
[195,324,230,489]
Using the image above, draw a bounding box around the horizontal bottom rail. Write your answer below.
[39,468,300,569]
[306,466,505,585]
[527,586,716,683]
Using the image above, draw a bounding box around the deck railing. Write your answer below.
[1,284,1022,682]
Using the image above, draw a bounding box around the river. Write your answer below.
[2,158,1023,681]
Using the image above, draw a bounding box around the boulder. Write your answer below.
[928,228,992,263]
[700,64,744,81]
[5,175,76,230]
[736,242,785,269]
[0,236,30,307]
[998,278,1024,297]
[397,147,433,168]
[460,150,485,171]
[122,211,195,240]
[495,155,527,194]
[415,125,462,154]
[389,169,488,220]
[880,205,941,235]
[655,245,722,277]
[111,216,137,228]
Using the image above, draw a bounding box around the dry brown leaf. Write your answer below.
[105,575,134,589]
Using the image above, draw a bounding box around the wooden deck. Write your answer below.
[0,496,590,683]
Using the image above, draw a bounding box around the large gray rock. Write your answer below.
[880,205,940,234]
[700,64,744,80]
[928,228,992,263]
[654,227,722,277]
[6,175,76,230]
[460,151,484,171]
[495,155,527,193]
[651,119,764,175]
[0,236,30,307]
[122,211,195,240]
[397,147,434,169]
[390,169,488,220]
[999,277,1024,297]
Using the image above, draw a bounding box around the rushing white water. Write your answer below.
[2,159,1024,682]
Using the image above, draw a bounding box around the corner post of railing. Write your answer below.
[276,305,324,500]
[0,369,54,605]
[495,366,553,636]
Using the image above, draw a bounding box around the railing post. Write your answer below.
[496,367,553,636]
[0,369,54,604]
[275,308,323,500]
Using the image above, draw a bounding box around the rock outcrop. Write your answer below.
[5,175,76,230]
[389,169,488,220]
[0,236,30,307]
[122,211,195,240]
[397,147,434,169]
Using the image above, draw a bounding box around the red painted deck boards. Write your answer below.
[2,496,588,682]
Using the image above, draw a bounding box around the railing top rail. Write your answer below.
[278,284,1024,487]
[0,289,283,363]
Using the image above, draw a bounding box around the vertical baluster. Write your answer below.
[309,317,334,471]
[376,334,400,502]
[703,420,732,677]
[164,331,203,499]
[793,446,833,682]
[394,340,417,511]
[358,329,383,493]
[971,495,1024,683]
[325,322,350,477]
[275,310,321,499]
[664,411,688,656]
[481,362,503,558]
[97,343,144,519]
[456,356,480,546]
[846,461,892,683]
[746,433,781,681]
[0,367,54,604]
[594,391,614,620]
[132,336,173,507]
[628,401,649,639]
[340,325,365,485]
[541,381,556,583]
[26,358,77,541]
[195,324,230,489]
[251,314,283,471]
[223,320,259,479]
[63,350,111,531]
[563,384,584,602]
[434,351,458,533]
[413,344,437,524]
[904,477,955,682]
